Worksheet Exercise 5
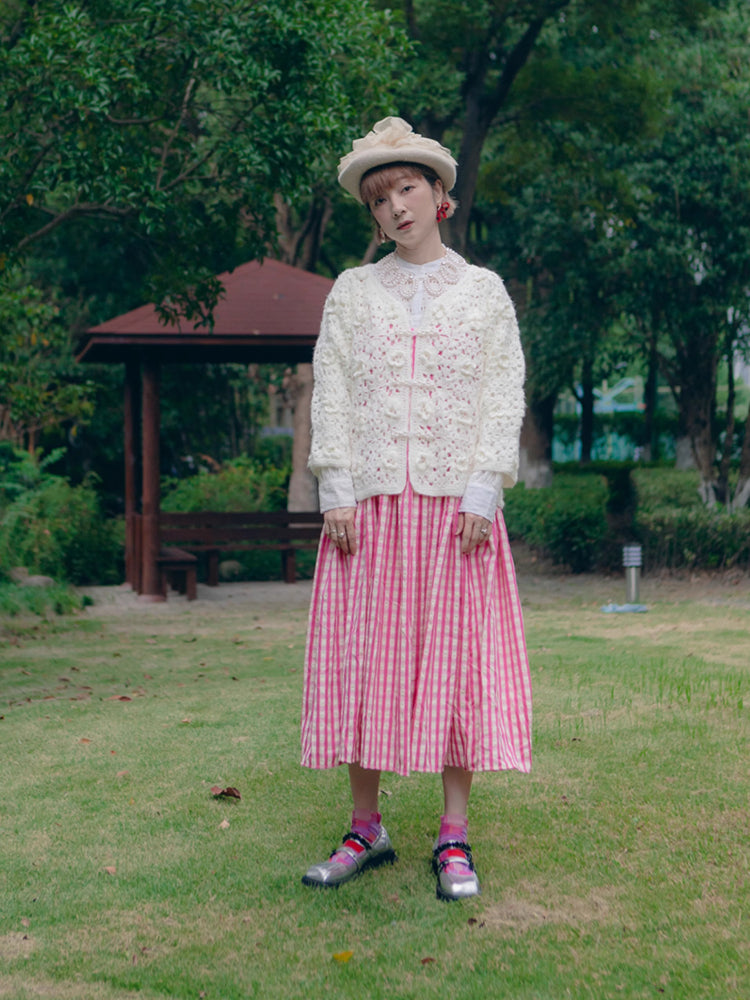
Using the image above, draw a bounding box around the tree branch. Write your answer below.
[16,201,133,251]
[3,0,38,49]
[155,58,199,190]
[481,0,572,127]
[0,138,60,226]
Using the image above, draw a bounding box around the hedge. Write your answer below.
[504,466,750,573]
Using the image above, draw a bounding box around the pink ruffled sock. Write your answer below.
[437,813,471,875]
[330,809,382,867]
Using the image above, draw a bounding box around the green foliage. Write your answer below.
[0,473,122,585]
[0,442,66,508]
[633,466,750,569]
[0,580,88,618]
[161,456,317,581]
[161,456,290,513]
[637,505,750,570]
[0,269,94,450]
[1,0,409,310]
[506,466,750,572]
[504,475,609,572]
[158,364,283,474]
[632,466,703,510]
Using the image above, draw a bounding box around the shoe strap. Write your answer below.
[342,830,373,851]
[434,839,474,873]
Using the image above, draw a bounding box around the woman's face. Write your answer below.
[368,170,442,251]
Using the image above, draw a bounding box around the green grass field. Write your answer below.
[1,569,748,1000]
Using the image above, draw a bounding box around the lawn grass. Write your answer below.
[0,572,748,1000]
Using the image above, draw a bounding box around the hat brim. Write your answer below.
[338,147,457,204]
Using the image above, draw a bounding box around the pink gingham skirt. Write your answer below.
[301,485,532,776]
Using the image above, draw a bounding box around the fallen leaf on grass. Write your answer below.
[332,951,353,963]
[103,866,117,876]
[210,786,241,800]
[79,738,92,744]
[107,695,132,702]
[116,770,129,778]
[21,918,30,928]
[219,819,230,830]
[421,957,436,965]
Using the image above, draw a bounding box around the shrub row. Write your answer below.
[0,476,122,586]
[3,449,748,584]
[0,452,294,587]
[504,466,750,573]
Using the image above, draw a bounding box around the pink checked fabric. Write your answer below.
[301,484,532,776]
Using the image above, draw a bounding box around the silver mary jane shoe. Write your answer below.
[432,839,481,901]
[302,826,396,889]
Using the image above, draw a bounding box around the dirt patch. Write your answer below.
[479,887,617,933]
[75,542,750,623]
[0,976,153,999]
[77,580,314,629]
[0,932,34,961]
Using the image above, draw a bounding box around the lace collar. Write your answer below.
[373,247,467,303]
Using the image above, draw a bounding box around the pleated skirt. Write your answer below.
[301,484,532,776]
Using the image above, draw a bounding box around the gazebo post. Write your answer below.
[123,361,139,590]
[139,359,165,602]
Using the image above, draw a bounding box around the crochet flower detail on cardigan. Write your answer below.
[309,255,526,507]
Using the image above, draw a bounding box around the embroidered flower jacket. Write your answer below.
[308,250,525,505]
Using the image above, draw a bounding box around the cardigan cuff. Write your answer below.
[316,467,357,513]
[459,470,504,519]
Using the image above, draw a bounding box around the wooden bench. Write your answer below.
[159,510,323,585]
[157,546,198,601]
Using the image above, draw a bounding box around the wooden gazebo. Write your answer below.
[76,258,333,600]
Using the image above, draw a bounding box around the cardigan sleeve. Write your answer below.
[308,273,356,483]
[472,274,526,488]
[316,467,357,512]
[460,470,504,518]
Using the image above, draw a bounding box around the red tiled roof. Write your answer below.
[76,257,333,364]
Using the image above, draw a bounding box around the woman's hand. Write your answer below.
[323,506,358,555]
[456,512,492,555]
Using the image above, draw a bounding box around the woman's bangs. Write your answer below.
[360,163,424,206]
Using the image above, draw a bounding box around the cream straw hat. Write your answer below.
[337,116,457,203]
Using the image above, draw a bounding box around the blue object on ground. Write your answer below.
[601,603,648,614]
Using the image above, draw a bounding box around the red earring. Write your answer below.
[436,201,450,222]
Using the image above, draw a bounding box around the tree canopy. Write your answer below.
[1,0,407,316]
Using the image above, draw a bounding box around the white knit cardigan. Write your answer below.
[308,250,525,507]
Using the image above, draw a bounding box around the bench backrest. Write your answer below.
[159,510,323,547]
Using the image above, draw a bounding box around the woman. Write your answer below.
[301,117,531,901]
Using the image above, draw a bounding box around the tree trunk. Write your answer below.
[274,194,334,513]
[274,193,332,272]
[642,330,659,462]
[731,403,750,511]
[518,393,556,488]
[680,389,718,505]
[447,94,489,256]
[716,344,735,506]
[285,364,318,512]
[578,356,595,464]
[666,314,719,505]
[432,8,555,256]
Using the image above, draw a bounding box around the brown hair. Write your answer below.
[360,161,457,218]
